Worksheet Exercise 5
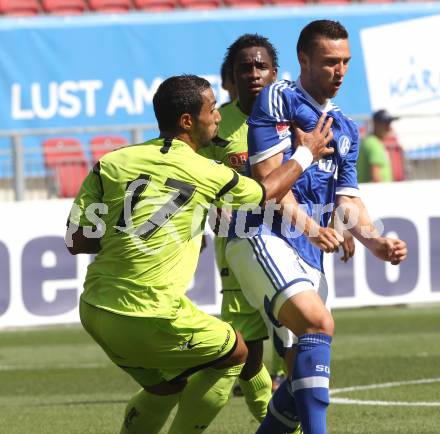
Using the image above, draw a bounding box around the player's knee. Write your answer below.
[144,378,187,395]
[305,311,334,337]
[213,330,248,368]
[228,331,249,366]
[233,332,249,364]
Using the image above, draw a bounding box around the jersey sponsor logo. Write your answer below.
[227,152,248,169]
[338,135,351,156]
[179,333,202,351]
[276,122,290,139]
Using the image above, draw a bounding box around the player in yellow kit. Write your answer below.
[66,74,334,434]
[200,34,282,422]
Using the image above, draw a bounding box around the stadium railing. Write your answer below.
[0,123,154,201]
[1,113,440,202]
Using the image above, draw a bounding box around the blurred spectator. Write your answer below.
[357,109,400,183]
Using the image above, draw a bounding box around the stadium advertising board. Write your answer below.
[0,181,439,328]
[1,4,440,133]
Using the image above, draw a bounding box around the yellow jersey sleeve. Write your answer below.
[68,164,104,227]
[212,167,264,210]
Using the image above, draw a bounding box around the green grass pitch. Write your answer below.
[1,305,440,434]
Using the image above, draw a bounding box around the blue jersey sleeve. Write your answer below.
[336,122,360,197]
[247,81,295,166]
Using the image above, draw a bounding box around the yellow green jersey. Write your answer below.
[199,101,250,290]
[199,100,248,174]
[69,137,263,319]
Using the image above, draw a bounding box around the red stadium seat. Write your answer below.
[314,0,350,3]
[43,138,89,198]
[42,0,87,14]
[267,0,307,5]
[178,0,220,9]
[90,135,128,162]
[134,0,176,11]
[223,0,264,7]
[88,0,132,12]
[0,0,40,15]
[269,0,307,5]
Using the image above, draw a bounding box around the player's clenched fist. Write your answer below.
[371,237,408,265]
[308,226,344,253]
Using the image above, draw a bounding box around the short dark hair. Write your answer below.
[153,75,211,132]
[297,20,348,56]
[220,58,232,87]
[224,33,279,72]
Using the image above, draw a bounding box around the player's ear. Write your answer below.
[271,67,278,82]
[179,113,193,132]
[298,51,308,69]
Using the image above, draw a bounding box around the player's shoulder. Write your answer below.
[219,100,238,117]
[253,80,300,122]
[217,101,247,140]
[99,138,158,159]
[193,154,237,197]
[330,104,357,128]
[96,141,150,174]
[193,147,230,174]
[260,79,299,101]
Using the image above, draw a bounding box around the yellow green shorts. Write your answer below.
[80,295,236,387]
[221,290,268,343]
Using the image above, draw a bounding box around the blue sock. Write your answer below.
[291,333,332,434]
[255,379,300,434]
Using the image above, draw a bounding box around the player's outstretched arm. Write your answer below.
[259,114,334,204]
[335,195,407,265]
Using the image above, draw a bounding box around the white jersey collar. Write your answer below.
[295,78,333,114]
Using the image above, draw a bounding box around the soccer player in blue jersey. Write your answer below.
[226,20,408,434]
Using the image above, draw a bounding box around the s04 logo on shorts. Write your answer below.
[316,364,330,374]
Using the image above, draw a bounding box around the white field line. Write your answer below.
[332,398,440,407]
[331,377,440,407]
[0,363,107,371]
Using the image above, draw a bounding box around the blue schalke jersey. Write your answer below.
[238,79,360,272]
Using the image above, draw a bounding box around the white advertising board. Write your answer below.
[1,180,439,328]
[360,15,440,150]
